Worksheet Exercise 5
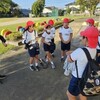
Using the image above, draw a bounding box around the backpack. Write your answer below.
[75,48,100,96]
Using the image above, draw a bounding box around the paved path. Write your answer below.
[0,18,100,100]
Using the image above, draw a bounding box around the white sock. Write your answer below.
[61,56,64,58]
[30,64,33,67]
[50,61,54,64]
[35,63,38,66]
[46,59,48,62]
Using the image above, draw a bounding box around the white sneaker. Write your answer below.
[51,63,56,69]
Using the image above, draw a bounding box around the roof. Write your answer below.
[45,6,58,10]
[65,2,75,6]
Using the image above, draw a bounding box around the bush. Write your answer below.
[6,32,22,41]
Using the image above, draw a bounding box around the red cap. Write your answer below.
[80,26,99,48]
[86,18,94,25]
[63,18,70,23]
[44,24,50,28]
[26,21,35,29]
[48,19,54,25]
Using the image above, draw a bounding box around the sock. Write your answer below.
[46,59,48,62]
[50,61,54,64]
[61,56,64,58]
[35,63,38,66]
[30,64,33,67]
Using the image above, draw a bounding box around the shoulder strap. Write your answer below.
[75,61,79,79]
[98,42,100,47]
[82,48,92,61]
[34,30,36,38]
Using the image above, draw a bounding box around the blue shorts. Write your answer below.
[68,75,81,96]
[96,49,100,64]
[28,47,39,57]
[61,41,70,51]
[43,43,55,53]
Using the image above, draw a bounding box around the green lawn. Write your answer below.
[0,15,90,32]
[0,43,15,54]
[0,18,18,22]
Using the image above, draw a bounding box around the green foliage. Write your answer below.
[6,32,22,41]
[0,43,15,54]
[32,0,45,17]
[66,8,71,14]
[76,0,99,15]
[58,9,64,16]
[0,0,21,17]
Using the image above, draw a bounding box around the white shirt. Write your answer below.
[59,27,73,41]
[22,30,38,44]
[42,32,54,43]
[51,27,56,38]
[97,36,100,50]
[70,47,96,78]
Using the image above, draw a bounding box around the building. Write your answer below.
[42,6,58,17]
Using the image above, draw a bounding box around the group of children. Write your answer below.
[22,18,73,71]
[22,18,100,100]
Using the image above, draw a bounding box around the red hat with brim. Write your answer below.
[25,21,35,29]
[86,18,94,25]
[44,24,51,29]
[63,18,70,23]
[80,26,99,48]
[48,19,54,26]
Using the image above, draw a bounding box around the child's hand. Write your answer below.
[98,53,100,57]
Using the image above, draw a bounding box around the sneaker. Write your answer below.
[51,53,55,57]
[35,66,40,71]
[29,66,36,71]
[39,59,44,66]
[51,63,56,69]
[0,75,6,79]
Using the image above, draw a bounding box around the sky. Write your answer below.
[12,0,75,9]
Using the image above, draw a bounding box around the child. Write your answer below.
[41,24,56,69]
[48,19,56,57]
[85,18,94,28]
[59,18,73,62]
[0,35,7,79]
[96,29,100,66]
[66,26,99,100]
[22,21,43,71]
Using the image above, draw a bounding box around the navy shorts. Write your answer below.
[96,49,100,64]
[68,75,81,96]
[43,43,54,53]
[28,47,39,57]
[61,41,71,51]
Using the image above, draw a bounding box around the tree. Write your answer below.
[66,8,71,14]
[0,0,11,14]
[76,0,100,16]
[58,9,64,16]
[0,0,21,17]
[32,0,45,17]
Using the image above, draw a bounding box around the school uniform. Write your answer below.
[42,32,54,53]
[51,27,55,43]
[68,47,96,96]
[59,27,73,51]
[96,36,100,64]
[22,30,39,57]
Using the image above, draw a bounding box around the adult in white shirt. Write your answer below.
[42,24,56,69]
[22,21,43,71]
[59,18,73,61]
[66,26,99,100]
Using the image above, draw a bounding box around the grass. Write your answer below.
[0,43,15,54]
[0,15,91,54]
[0,18,18,22]
[0,15,90,32]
